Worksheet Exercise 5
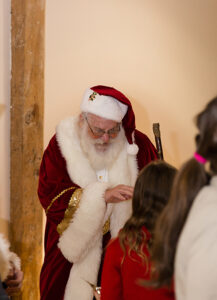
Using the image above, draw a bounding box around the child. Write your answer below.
[0,234,23,298]
[150,97,217,300]
[99,160,176,300]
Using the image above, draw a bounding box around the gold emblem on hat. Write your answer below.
[89,91,97,101]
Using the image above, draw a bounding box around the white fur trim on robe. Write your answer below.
[58,181,109,262]
[56,116,139,299]
[0,234,21,282]
[64,235,102,300]
[108,140,138,237]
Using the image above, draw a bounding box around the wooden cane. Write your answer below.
[153,123,164,160]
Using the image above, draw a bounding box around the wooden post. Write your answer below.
[10,0,45,299]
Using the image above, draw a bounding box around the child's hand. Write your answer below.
[4,266,23,296]
[94,290,101,300]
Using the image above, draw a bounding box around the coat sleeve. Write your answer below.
[182,230,217,300]
[101,238,124,300]
[38,136,109,263]
[38,135,79,226]
[58,180,109,263]
[177,200,217,300]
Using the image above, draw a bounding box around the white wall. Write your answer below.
[45,0,217,168]
[0,0,10,236]
[1,0,217,235]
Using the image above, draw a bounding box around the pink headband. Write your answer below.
[194,152,207,164]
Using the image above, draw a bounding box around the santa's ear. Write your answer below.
[78,113,85,128]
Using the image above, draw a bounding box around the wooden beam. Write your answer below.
[10,0,45,299]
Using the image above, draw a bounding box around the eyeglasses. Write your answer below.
[84,114,121,138]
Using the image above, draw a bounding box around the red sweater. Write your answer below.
[101,227,174,300]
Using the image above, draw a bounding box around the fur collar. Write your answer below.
[56,116,97,187]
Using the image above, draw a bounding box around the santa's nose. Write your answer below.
[101,133,110,143]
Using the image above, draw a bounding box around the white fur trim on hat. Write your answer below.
[127,130,139,155]
[127,143,139,155]
[80,88,128,122]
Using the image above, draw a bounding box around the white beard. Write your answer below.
[79,123,126,171]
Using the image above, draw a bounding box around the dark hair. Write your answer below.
[119,160,176,265]
[150,97,217,287]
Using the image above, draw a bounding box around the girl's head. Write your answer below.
[119,160,176,261]
[132,160,177,232]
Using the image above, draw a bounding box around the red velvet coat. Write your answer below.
[38,116,157,300]
[101,227,174,300]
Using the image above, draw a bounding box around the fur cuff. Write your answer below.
[64,237,102,300]
[58,181,109,262]
[0,234,21,281]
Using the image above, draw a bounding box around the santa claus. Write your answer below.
[38,85,157,299]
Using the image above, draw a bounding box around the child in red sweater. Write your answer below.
[98,160,176,300]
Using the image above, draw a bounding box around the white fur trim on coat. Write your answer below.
[0,234,21,282]
[64,236,102,300]
[58,181,109,262]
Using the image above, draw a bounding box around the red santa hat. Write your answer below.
[81,85,139,155]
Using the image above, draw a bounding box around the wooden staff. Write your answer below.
[153,123,164,160]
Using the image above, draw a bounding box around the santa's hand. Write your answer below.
[105,184,133,203]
